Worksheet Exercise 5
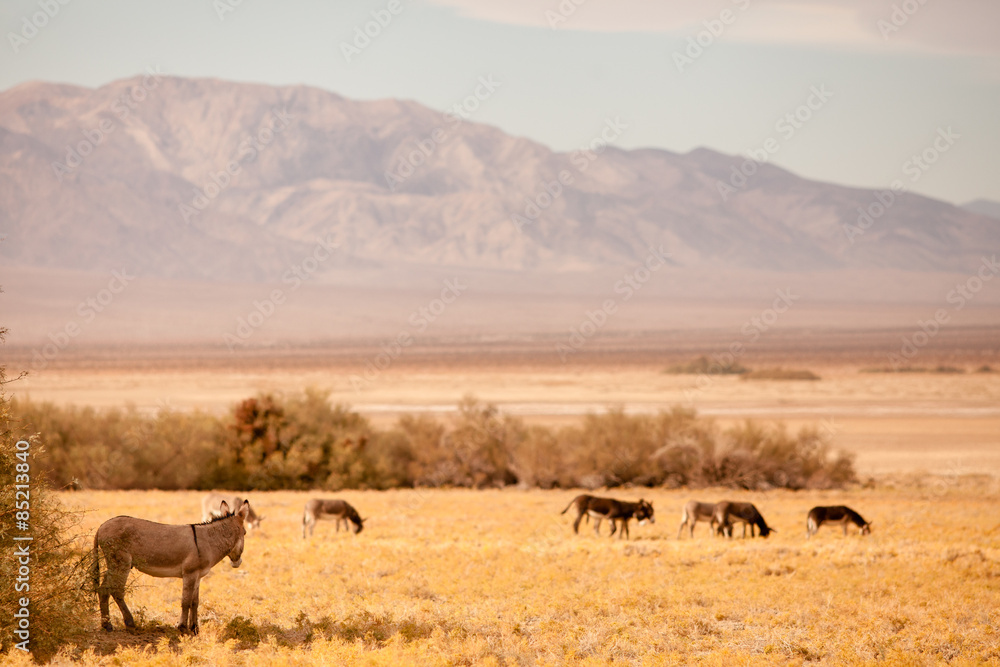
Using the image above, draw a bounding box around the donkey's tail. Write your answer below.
[560,497,578,515]
[89,532,101,593]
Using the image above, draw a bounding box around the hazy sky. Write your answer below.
[2,0,998,205]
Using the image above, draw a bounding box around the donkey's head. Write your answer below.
[636,500,655,525]
[860,521,872,536]
[352,517,366,534]
[221,500,250,568]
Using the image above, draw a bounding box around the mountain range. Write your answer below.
[1,75,996,286]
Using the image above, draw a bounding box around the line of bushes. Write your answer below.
[10,391,857,492]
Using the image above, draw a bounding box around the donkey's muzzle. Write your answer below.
[230,556,242,568]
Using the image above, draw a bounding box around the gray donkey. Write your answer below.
[91,500,250,634]
[302,498,365,539]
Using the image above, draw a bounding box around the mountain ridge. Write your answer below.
[0,75,995,285]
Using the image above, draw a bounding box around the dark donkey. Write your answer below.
[91,500,250,634]
[713,501,775,538]
[561,494,655,540]
[303,498,365,539]
[807,505,871,538]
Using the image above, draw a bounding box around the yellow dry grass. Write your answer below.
[20,483,1000,665]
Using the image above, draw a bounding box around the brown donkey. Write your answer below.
[302,499,365,539]
[561,494,655,540]
[806,505,871,538]
[92,500,250,634]
[713,501,775,538]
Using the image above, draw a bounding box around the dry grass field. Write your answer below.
[6,329,999,664]
[12,483,1000,666]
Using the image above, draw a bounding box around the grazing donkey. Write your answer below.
[806,505,871,538]
[677,500,721,539]
[302,499,365,539]
[202,492,263,531]
[560,494,655,540]
[92,500,250,634]
[713,501,775,538]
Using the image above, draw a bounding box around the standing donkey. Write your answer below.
[92,500,250,634]
[806,505,871,538]
[560,494,655,540]
[677,500,721,539]
[303,499,365,539]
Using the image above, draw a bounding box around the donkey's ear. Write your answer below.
[238,500,250,519]
[219,500,230,514]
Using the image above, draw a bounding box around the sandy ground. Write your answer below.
[7,330,1000,477]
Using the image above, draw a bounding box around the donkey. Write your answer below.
[303,498,365,539]
[712,501,775,538]
[677,500,721,539]
[202,492,263,531]
[807,505,871,538]
[560,494,655,540]
[92,500,250,634]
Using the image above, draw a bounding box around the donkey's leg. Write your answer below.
[104,553,135,630]
[593,518,603,536]
[189,578,201,635]
[572,512,583,535]
[178,573,198,632]
[608,518,617,538]
[843,521,848,537]
[620,519,629,540]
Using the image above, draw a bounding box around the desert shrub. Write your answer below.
[209,389,380,490]
[741,368,820,380]
[713,421,856,489]
[12,399,218,491]
[1,361,94,661]
[510,425,573,489]
[665,356,748,375]
[438,396,522,488]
